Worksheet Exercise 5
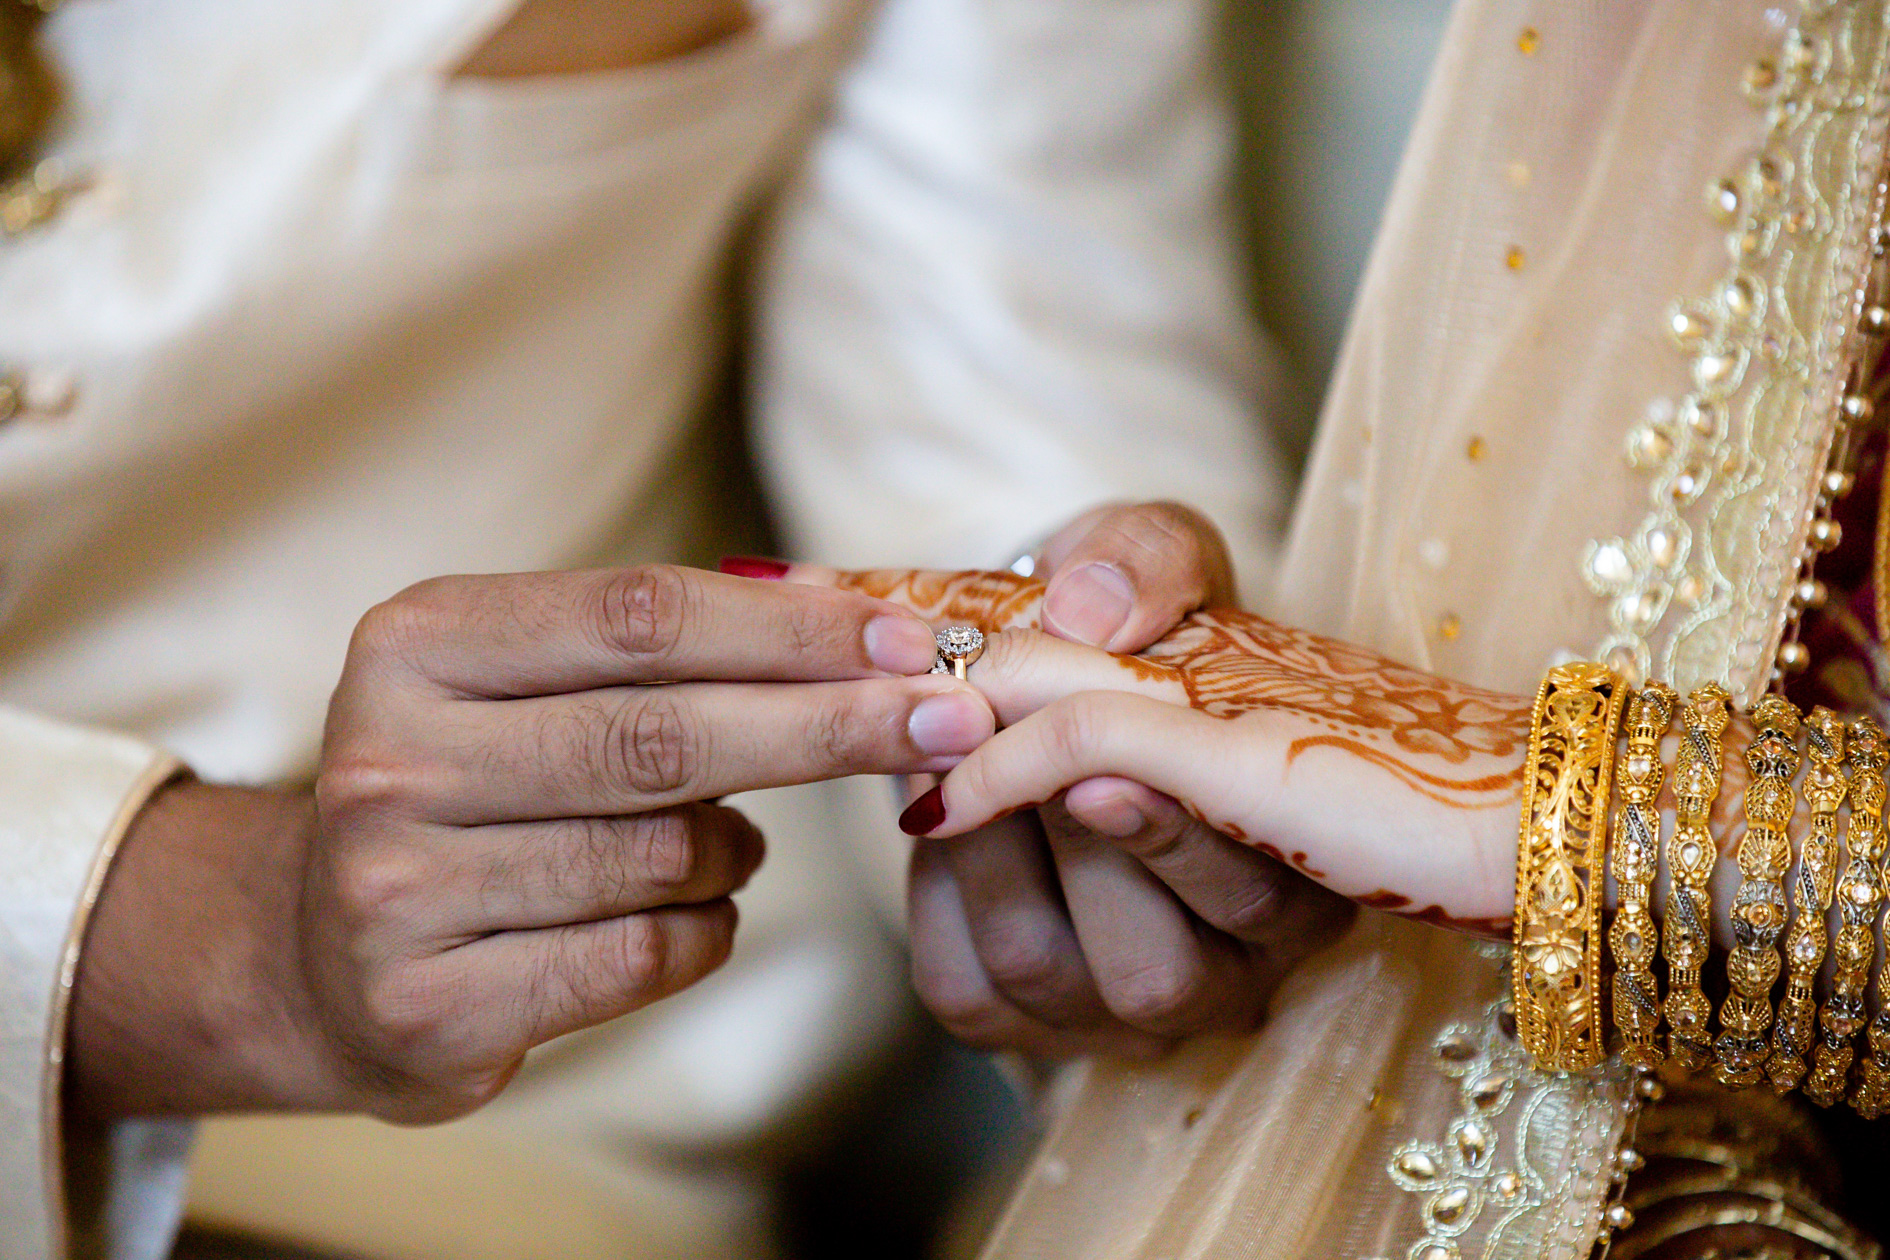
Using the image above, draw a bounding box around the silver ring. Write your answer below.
[929,626,985,680]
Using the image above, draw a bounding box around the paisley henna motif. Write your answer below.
[1142,610,1529,807]
[1142,612,1530,752]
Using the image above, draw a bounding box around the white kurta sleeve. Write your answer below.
[0,708,184,1260]
[751,0,1288,588]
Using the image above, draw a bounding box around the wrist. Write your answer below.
[68,780,344,1117]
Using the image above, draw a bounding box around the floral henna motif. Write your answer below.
[835,569,1046,632]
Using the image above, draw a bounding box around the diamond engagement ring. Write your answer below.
[930,626,985,679]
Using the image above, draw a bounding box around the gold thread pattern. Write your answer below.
[1850,718,1890,1115]
[1584,1,1890,696]
[1770,706,1847,1094]
[1513,663,1627,1072]
[1715,694,1804,1086]
[1609,684,1675,1070]
[1663,684,1730,1072]
[1807,717,1888,1106]
[1385,996,1636,1260]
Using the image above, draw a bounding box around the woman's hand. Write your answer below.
[803,565,1530,941]
[781,552,1384,1056]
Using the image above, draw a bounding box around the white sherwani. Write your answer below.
[0,1,1282,1257]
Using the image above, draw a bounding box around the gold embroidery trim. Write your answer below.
[1715,693,1803,1087]
[1610,684,1675,1070]
[1663,683,1730,1073]
[1770,706,1848,1094]
[1514,663,1626,1072]
[1585,0,1890,697]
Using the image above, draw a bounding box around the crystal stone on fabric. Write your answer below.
[1386,999,1635,1260]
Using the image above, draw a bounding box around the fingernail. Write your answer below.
[908,692,991,757]
[719,555,789,580]
[865,614,938,675]
[899,784,947,835]
[1043,563,1134,648]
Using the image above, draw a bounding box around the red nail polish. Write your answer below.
[719,556,789,580]
[899,785,947,835]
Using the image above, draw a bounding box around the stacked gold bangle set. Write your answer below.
[1512,661,1890,1117]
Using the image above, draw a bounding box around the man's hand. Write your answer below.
[68,566,994,1122]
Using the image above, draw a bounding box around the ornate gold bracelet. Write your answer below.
[1806,717,1888,1107]
[1514,662,1626,1072]
[1769,706,1846,1094]
[1848,718,1890,1116]
[1714,693,1803,1087]
[1610,683,1674,1071]
[1662,683,1730,1073]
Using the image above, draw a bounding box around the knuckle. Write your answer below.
[910,958,1003,1034]
[426,1069,513,1122]
[331,850,432,923]
[534,918,671,1021]
[317,747,433,817]
[1214,873,1291,940]
[631,811,698,891]
[1043,693,1107,775]
[976,913,1070,995]
[602,692,701,797]
[805,692,870,770]
[353,582,453,663]
[607,916,672,998]
[357,971,449,1050]
[973,625,1039,681]
[1108,503,1198,563]
[594,566,693,662]
[1105,955,1210,1031]
[777,592,843,660]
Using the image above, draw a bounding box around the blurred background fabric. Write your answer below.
[1231,0,1452,469]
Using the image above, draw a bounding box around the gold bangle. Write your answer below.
[1806,716,1888,1107]
[1713,693,1803,1088]
[1514,661,1627,1072]
[1768,706,1847,1094]
[1849,717,1890,1116]
[1610,683,1675,1071]
[1662,683,1730,1073]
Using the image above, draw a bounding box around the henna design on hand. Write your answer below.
[839,570,1529,809]
[1142,610,1530,808]
[835,570,1046,631]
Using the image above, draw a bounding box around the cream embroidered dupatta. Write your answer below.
[977,1,1890,1257]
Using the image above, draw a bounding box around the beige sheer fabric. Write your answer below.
[980,1,1890,1257]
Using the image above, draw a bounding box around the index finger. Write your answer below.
[357,565,939,697]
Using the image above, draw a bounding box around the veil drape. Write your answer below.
[978,1,1890,1255]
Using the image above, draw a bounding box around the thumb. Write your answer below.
[1040,502,1236,653]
